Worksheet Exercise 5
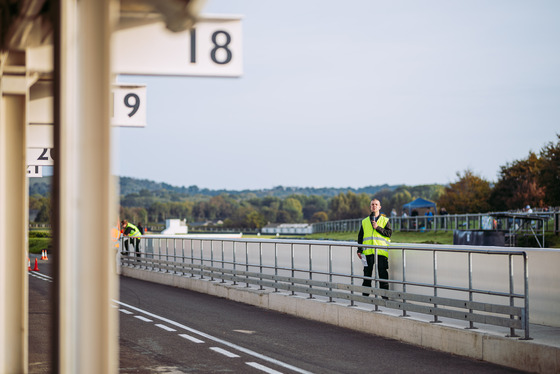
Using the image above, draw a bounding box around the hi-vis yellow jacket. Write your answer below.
[111,226,120,248]
[361,215,390,257]
[125,223,142,237]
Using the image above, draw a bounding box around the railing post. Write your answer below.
[350,245,355,306]
[233,241,237,285]
[190,238,195,278]
[523,252,531,340]
[291,243,295,296]
[328,245,333,303]
[245,242,250,288]
[466,251,477,330]
[308,244,314,299]
[173,238,177,274]
[455,215,458,230]
[181,239,185,276]
[431,250,441,323]
[401,248,408,316]
[210,240,214,281]
[507,253,519,337]
[259,242,264,290]
[274,242,278,292]
[374,248,379,307]
[220,241,226,284]
[478,214,482,230]
[200,240,204,279]
[165,238,169,273]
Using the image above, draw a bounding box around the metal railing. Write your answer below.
[120,236,530,339]
[312,211,556,234]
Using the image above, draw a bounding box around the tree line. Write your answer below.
[29,135,559,229]
[438,134,560,214]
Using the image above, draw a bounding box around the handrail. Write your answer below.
[119,236,530,339]
[312,211,556,235]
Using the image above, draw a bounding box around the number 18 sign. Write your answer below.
[112,15,242,77]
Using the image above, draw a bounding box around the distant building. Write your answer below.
[189,220,223,227]
[261,223,313,235]
[161,219,188,235]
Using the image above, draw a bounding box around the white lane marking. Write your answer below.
[155,324,176,332]
[179,334,204,344]
[134,315,152,322]
[119,309,133,314]
[114,300,313,374]
[210,347,240,358]
[247,362,284,374]
[233,329,255,334]
[29,272,53,282]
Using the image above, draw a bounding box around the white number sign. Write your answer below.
[111,85,147,127]
[112,15,243,77]
[27,148,54,166]
[27,165,43,178]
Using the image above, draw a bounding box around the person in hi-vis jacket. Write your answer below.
[357,199,392,297]
[121,219,142,258]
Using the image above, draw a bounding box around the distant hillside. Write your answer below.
[29,177,52,196]
[29,176,402,199]
[119,176,401,198]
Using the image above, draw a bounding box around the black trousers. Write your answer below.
[363,254,389,291]
[123,238,140,257]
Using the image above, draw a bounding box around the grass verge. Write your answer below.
[304,231,454,245]
[29,230,51,254]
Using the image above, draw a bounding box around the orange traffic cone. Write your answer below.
[28,257,31,271]
[32,258,39,271]
[41,249,48,260]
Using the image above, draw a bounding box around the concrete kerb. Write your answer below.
[121,267,559,374]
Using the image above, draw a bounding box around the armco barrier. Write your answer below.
[120,236,531,339]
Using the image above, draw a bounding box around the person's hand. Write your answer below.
[357,253,362,259]
[372,220,378,229]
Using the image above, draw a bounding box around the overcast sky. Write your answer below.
[115,0,559,191]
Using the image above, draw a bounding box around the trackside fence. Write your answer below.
[312,212,556,234]
[120,236,530,339]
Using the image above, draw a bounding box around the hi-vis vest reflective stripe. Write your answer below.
[111,227,120,248]
[127,223,141,237]
[361,215,390,257]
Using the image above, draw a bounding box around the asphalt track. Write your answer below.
[28,255,528,373]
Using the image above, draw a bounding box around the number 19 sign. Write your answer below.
[112,15,242,77]
[112,84,147,127]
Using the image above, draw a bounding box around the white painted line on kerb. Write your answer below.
[114,300,313,374]
[247,362,284,374]
[28,272,53,282]
[134,315,152,322]
[210,347,240,358]
[179,334,204,344]
[156,324,176,332]
[119,309,133,314]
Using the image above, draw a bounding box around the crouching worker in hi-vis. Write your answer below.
[357,199,392,298]
[121,219,142,259]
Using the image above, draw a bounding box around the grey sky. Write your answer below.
[116,0,559,190]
